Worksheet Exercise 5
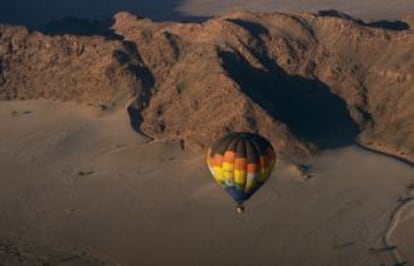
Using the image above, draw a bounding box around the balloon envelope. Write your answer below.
[206,132,276,204]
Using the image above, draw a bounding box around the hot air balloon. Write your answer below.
[206,132,276,214]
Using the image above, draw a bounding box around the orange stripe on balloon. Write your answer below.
[209,157,215,167]
[223,151,236,163]
[213,154,224,167]
[234,158,247,171]
[247,164,257,173]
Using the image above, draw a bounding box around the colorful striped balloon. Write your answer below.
[206,132,276,210]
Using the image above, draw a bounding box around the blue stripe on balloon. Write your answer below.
[225,186,247,203]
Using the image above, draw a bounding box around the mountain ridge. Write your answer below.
[1,11,413,162]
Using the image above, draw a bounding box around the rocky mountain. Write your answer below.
[0,11,413,161]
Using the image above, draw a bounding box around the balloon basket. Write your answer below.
[235,205,245,214]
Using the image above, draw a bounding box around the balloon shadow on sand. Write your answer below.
[218,19,360,149]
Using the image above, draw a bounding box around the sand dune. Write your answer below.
[0,100,413,265]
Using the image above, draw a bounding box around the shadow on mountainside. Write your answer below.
[112,40,155,135]
[218,49,359,149]
[219,19,359,149]
[318,9,410,31]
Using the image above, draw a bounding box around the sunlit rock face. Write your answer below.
[0,11,413,161]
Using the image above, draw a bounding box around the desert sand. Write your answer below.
[1,2,414,265]
[0,100,413,265]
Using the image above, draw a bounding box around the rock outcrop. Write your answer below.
[1,11,413,160]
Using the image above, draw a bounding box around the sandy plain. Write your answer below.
[0,100,413,265]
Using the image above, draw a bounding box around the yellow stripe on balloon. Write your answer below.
[213,166,224,182]
[221,162,234,172]
[234,169,246,187]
